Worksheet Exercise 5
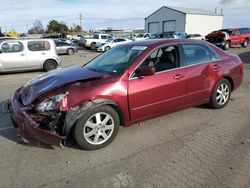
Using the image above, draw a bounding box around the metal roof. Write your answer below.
[168,6,220,16]
[146,6,222,19]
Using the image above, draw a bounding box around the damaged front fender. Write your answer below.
[63,99,121,138]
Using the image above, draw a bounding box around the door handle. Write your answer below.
[20,53,25,56]
[213,64,221,70]
[41,52,45,55]
[173,74,185,80]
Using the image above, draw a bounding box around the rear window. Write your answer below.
[1,41,23,53]
[28,41,50,51]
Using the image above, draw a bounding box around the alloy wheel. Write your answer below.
[83,112,114,145]
[216,83,230,105]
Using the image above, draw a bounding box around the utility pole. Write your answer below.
[26,24,29,34]
[79,13,83,31]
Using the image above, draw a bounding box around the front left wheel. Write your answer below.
[73,105,120,150]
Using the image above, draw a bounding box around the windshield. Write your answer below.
[85,45,147,74]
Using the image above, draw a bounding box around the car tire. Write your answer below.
[74,105,120,150]
[90,42,96,50]
[67,48,74,55]
[43,60,57,72]
[242,39,249,48]
[105,46,111,51]
[223,41,230,50]
[208,79,231,109]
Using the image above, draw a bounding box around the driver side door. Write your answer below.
[128,44,187,122]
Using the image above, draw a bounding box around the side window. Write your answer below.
[101,35,107,39]
[134,45,179,76]
[209,48,221,61]
[1,41,23,53]
[182,44,211,66]
[28,41,50,51]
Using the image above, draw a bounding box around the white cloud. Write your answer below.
[0,0,250,32]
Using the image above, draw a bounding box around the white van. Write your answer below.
[0,39,61,73]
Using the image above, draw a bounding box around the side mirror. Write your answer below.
[136,66,156,77]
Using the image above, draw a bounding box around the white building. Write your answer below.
[145,6,223,36]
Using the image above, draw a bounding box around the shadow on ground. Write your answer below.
[239,51,250,64]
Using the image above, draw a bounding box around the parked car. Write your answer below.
[97,38,130,52]
[175,32,187,38]
[187,34,205,40]
[84,34,112,50]
[157,32,178,39]
[56,38,72,44]
[133,33,151,41]
[0,39,61,72]
[54,40,77,55]
[6,39,243,150]
[206,27,250,50]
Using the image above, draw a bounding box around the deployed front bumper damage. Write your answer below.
[7,88,65,147]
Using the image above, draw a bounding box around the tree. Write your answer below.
[28,19,44,34]
[47,20,69,33]
[70,24,82,32]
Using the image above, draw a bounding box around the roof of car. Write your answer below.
[126,39,205,47]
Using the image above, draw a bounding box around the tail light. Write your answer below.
[239,63,244,70]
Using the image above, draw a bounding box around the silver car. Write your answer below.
[0,39,61,72]
[55,40,78,55]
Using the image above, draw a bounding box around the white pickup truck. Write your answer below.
[84,34,112,50]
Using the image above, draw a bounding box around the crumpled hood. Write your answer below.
[20,65,106,106]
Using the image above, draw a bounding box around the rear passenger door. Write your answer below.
[181,43,221,106]
[27,40,50,68]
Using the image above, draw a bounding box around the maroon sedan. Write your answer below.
[6,39,243,150]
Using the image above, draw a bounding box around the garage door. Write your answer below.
[148,22,159,34]
[163,20,176,32]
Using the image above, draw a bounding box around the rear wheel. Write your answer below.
[74,105,120,150]
[223,41,230,50]
[43,60,57,72]
[242,39,249,48]
[208,79,231,109]
[90,42,96,50]
[67,48,74,55]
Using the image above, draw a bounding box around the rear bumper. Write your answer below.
[8,89,65,147]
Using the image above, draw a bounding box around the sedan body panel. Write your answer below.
[128,68,187,121]
[7,39,243,148]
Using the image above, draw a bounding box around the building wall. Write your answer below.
[145,7,185,34]
[185,14,223,36]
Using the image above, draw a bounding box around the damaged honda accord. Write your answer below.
[5,39,243,150]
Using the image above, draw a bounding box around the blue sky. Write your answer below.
[0,0,250,33]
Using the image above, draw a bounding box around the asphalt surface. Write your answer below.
[0,46,250,188]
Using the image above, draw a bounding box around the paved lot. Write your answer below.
[0,46,250,188]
